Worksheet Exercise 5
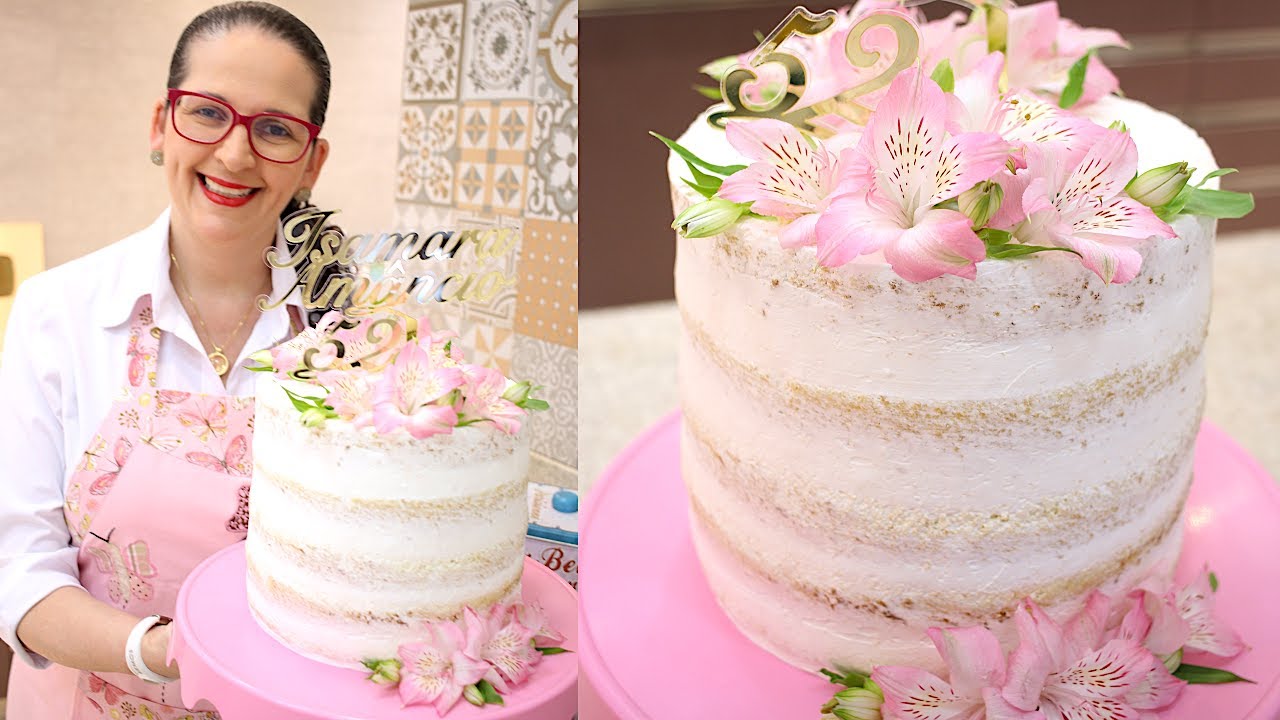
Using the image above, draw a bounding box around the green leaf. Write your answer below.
[281,385,327,413]
[819,667,869,688]
[537,646,572,655]
[1196,168,1237,188]
[693,84,723,100]
[1210,572,1220,592]
[683,177,719,199]
[1059,50,1093,109]
[650,132,747,177]
[521,398,551,411]
[1173,663,1254,685]
[931,58,955,93]
[1156,184,1193,221]
[477,679,505,704]
[1181,187,1255,219]
[683,159,722,192]
[978,228,1013,247]
[988,244,1081,259]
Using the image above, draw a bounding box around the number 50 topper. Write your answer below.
[708,6,921,131]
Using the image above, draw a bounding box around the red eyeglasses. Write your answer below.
[166,88,321,164]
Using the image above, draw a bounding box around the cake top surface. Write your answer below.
[663,0,1252,285]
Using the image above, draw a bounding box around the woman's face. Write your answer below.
[150,26,329,248]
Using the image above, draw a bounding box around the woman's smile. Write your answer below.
[197,172,262,207]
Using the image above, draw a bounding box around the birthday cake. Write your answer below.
[243,312,542,669]
[663,1,1253,713]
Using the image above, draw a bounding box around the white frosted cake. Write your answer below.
[671,93,1217,675]
[243,314,539,668]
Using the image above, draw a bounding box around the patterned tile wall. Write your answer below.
[398,0,578,483]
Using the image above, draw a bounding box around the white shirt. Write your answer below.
[0,209,306,667]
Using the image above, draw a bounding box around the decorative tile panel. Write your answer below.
[461,0,537,100]
[515,219,576,347]
[525,100,577,222]
[535,0,578,103]
[512,335,577,468]
[403,4,465,101]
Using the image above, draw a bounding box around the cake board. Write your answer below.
[170,548,578,719]
[580,411,1280,720]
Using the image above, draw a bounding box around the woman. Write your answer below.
[0,3,332,717]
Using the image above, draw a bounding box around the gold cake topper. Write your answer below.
[708,2,1007,131]
[260,208,518,318]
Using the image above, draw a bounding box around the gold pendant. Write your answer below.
[208,350,230,376]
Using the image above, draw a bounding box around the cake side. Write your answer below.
[671,98,1215,673]
[246,374,530,667]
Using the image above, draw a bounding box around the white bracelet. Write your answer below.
[125,614,176,684]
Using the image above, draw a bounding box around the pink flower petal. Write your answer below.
[1059,130,1138,209]
[930,131,1013,205]
[1124,649,1185,711]
[1064,591,1112,658]
[1079,53,1121,105]
[862,68,948,215]
[718,119,835,219]
[779,213,821,249]
[406,404,459,439]
[982,687,1046,720]
[873,665,980,720]
[1058,234,1144,285]
[950,52,1008,135]
[814,191,899,267]
[1051,639,1146,702]
[927,626,1008,697]
[1177,569,1246,658]
[882,209,985,282]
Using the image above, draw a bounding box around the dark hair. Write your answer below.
[169,1,345,325]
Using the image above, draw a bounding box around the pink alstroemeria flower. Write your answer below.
[1114,589,1192,659]
[270,311,346,378]
[316,369,374,427]
[515,602,566,647]
[1016,129,1176,284]
[1175,568,1246,658]
[814,69,1011,281]
[397,621,490,714]
[1002,598,1183,718]
[873,626,1040,720]
[716,119,840,249]
[929,1,1126,107]
[372,342,464,439]
[459,365,525,435]
[463,605,541,693]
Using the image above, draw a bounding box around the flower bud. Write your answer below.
[829,683,884,720]
[502,380,533,404]
[672,198,749,239]
[299,407,329,428]
[1162,647,1183,674]
[362,658,402,685]
[463,683,486,706]
[959,180,1004,228]
[699,54,739,81]
[1126,161,1191,209]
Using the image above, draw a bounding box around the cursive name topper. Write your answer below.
[258,208,518,317]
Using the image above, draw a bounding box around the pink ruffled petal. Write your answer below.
[1058,234,1145,284]
[779,213,821,249]
[863,68,948,213]
[983,687,1047,720]
[1177,569,1246,658]
[872,665,980,720]
[718,119,835,218]
[814,191,899,267]
[927,626,1008,697]
[1058,129,1138,209]
[1123,649,1185,711]
[1051,639,1146,702]
[1064,591,1112,658]
[882,208,985,282]
[929,131,1013,204]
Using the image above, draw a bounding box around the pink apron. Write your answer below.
[8,297,294,719]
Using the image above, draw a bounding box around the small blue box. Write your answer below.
[525,483,578,588]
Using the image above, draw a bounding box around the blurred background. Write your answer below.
[0,0,578,710]
[579,0,1280,492]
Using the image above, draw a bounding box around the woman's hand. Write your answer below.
[142,622,180,679]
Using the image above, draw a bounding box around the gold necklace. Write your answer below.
[169,251,267,376]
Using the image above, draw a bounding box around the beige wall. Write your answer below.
[0,0,407,269]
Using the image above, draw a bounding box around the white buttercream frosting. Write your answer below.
[246,374,530,667]
[671,97,1217,673]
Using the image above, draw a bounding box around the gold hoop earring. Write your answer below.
[149,150,163,166]
[294,187,312,204]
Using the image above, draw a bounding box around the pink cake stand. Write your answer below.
[580,411,1280,720]
[170,548,578,719]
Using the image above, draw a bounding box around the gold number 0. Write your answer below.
[708,8,836,129]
